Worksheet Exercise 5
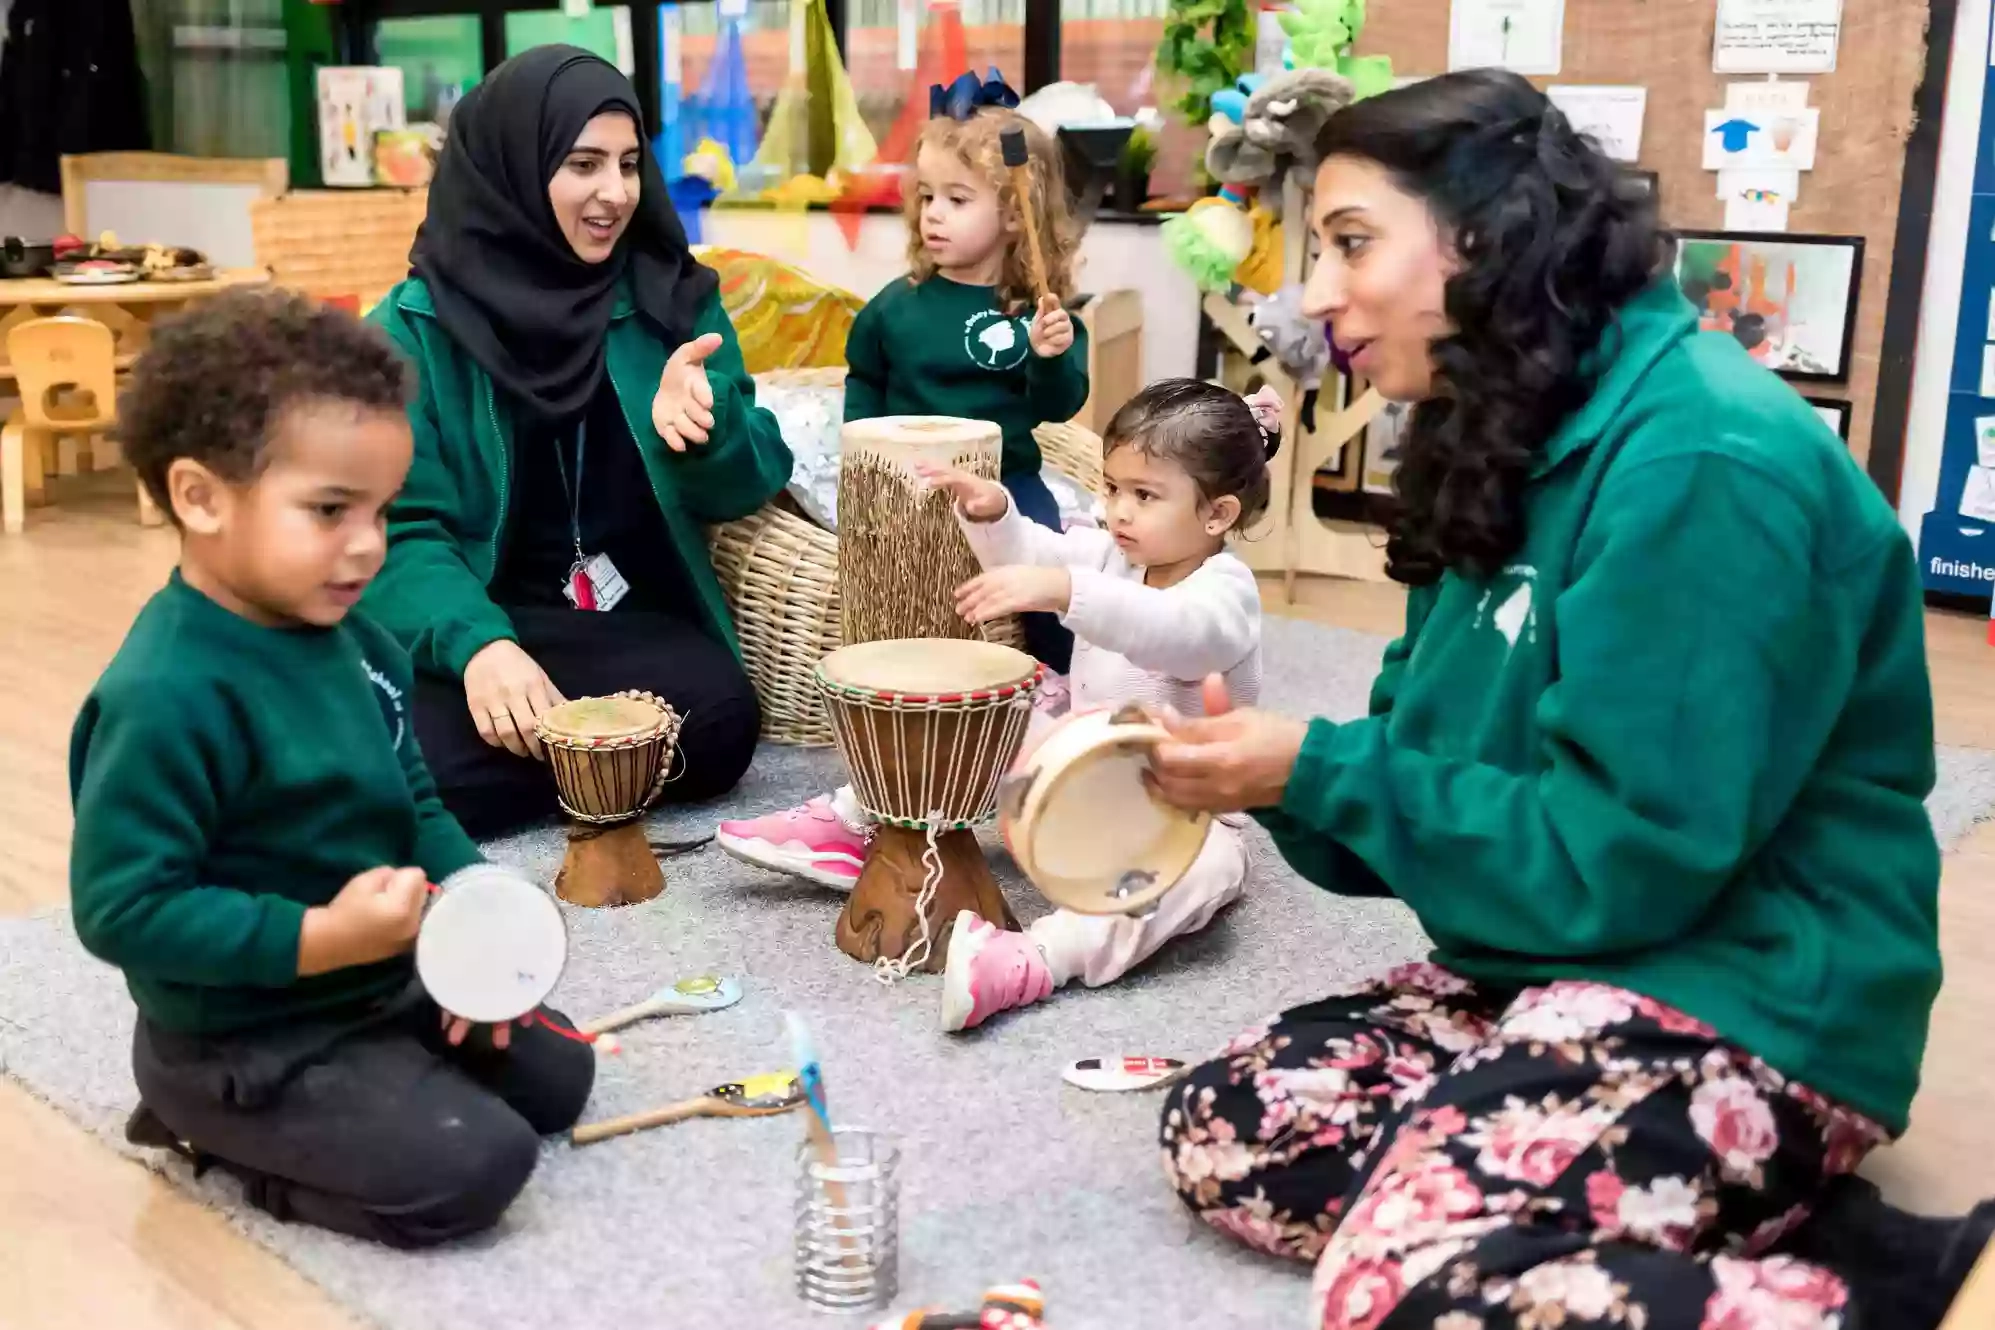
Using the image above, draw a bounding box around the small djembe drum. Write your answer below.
[535,691,683,908]
[837,416,1019,649]
[815,638,1041,976]
[999,705,1213,917]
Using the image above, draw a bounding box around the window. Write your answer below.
[843,0,1025,145]
[670,0,792,149]
[1056,0,1158,117]
[374,16,482,121]
[506,6,638,74]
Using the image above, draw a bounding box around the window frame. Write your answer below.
[338,0,1071,137]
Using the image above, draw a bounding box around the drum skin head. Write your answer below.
[417,867,568,1023]
[1000,708,1212,916]
[817,639,1038,695]
[539,695,663,741]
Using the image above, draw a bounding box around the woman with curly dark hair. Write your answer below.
[1146,69,1988,1327]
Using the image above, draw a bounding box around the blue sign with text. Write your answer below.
[1919,60,1995,598]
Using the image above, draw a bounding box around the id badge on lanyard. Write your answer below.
[556,421,629,611]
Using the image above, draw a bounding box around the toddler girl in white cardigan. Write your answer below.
[719,378,1277,1030]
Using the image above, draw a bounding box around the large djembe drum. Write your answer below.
[535,692,683,907]
[837,416,1018,648]
[814,639,1042,976]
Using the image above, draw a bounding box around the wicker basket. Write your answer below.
[250,189,428,309]
[710,375,1105,746]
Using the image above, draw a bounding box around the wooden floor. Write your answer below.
[2,479,1992,1328]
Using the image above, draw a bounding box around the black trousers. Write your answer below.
[132,987,595,1250]
[417,606,762,840]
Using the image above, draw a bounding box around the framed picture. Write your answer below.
[1362,398,1411,496]
[1673,230,1864,383]
[1803,395,1852,442]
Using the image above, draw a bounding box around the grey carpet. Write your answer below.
[6,617,1995,1330]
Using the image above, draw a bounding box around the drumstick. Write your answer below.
[999,126,1051,303]
[570,1071,802,1145]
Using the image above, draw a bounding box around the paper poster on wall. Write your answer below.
[1546,86,1645,162]
[1703,107,1818,171]
[1449,0,1565,76]
[1725,80,1811,114]
[1961,466,1995,522]
[1721,169,1795,231]
[1713,0,1843,74]
[1975,415,1995,467]
[1981,344,1995,398]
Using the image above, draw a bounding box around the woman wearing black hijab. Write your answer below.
[366,45,792,838]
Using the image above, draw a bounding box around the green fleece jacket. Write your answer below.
[70,575,483,1033]
[843,276,1090,476]
[1259,279,1942,1132]
[363,278,793,679]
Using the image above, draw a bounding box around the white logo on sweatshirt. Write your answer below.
[362,658,406,749]
[962,309,1030,371]
[1473,564,1539,649]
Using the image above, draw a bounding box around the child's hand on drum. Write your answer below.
[440,1008,514,1050]
[298,865,428,975]
[653,331,724,451]
[464,640,567,760]
[956,565,1073,623]
[914,461,1009,522]
[1027,294,1074,358]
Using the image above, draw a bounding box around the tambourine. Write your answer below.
[415,863,568,1023]
[997,705,1212,916]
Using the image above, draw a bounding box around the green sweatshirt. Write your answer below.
[1260,280,1941,1132]
[69,574,484,1034]
[363,278,794,681]
[843,276,1091,476]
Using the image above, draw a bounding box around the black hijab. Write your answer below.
[410,45,717,427]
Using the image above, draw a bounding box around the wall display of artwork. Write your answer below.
[1673,230,1863,382]
[1351,0,1924,470]
[1803,395,1852,441]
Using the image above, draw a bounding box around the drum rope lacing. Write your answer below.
[870,810,950,985]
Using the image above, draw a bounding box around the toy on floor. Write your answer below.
[870,1278,1048,1329]
[817,639,1042,979]
[568,1069,803,1145]
[535,692,684,908]
[578,973,743,1035]
[998,704,1210,917]
[416,863,567,1024]
[1059,1056,1188,1092]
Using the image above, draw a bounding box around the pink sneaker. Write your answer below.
[940,911,1053,1032]
[716,794,868,890]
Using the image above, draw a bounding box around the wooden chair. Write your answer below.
[2,317,160,534]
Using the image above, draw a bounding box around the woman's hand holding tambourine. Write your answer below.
[914,460,1009,521]
[1148,675,1309,814]
[464,639,566,760]
[653,331,725,451]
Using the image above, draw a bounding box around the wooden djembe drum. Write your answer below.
[836,415,1021,649]
[814,639,1042,976]
[534,691,682,907]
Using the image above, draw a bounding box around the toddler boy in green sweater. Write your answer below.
[69,289,593,1248]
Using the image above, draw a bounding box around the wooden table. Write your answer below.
[0,268,270,381]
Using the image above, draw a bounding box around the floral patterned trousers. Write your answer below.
[1160,964,1887,1330]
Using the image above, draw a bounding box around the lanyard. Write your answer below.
[553,420,586,564]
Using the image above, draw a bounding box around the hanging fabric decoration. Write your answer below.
[830,0,969,249]
[682,10,760,176]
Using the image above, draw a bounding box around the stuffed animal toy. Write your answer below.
[1204,66,1355,189]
